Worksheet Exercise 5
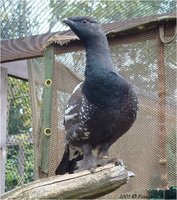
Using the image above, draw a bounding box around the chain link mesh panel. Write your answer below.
[2,1,176,197]
[1,0,176,39]
[5,76,34,192]
[28,58,45,179]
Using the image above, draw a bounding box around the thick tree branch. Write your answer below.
[1,163,134,199]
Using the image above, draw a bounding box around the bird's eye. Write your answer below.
[82,19,88,23]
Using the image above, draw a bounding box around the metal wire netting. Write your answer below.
[5,76,34,192]
[1,0,176,197]
[1,0,176,39]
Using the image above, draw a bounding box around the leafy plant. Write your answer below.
[6,77,34,191]
[148,186,177,199]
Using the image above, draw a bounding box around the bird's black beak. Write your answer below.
[62,18,79,38]
[63,18,74,27]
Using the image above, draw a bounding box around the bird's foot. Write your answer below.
[113,158,124,166]
[97,157,124,167]
[97,155,109,167]
[74,154,97,173]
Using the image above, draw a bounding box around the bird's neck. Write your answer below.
[82,35,124,106]
[84,35,115,72]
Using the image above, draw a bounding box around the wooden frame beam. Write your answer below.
[0,60,28,79]
[1,14,175,63]
[1,32,55,63]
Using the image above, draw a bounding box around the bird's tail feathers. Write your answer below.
[55,145,83,175]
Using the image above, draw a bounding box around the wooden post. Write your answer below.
[157,25,168,189]
[0,67,8,195]
[40,45,55,175]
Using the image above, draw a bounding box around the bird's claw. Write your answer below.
[114,158,124,166]
[97,157,124,167]
[74,156,97,173]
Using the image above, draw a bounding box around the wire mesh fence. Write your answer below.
[1,0,176,39]
[5,76,34,192]
[1,0,176,198]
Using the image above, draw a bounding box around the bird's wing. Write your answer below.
[64,82,83,132]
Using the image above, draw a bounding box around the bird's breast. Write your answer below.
[81,94,138,147]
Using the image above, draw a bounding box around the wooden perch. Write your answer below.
[1,163,134,199]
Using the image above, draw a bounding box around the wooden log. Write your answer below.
[1,163,134,199]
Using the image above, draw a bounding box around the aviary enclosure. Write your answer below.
[0,1,176,199]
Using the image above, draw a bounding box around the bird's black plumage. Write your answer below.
[55,16,138,175]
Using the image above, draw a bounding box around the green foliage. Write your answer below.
[1,0,39,39]
[16,134,34,184]
[8,77,32,135]
[166,129,176,181]
[1,0,176,36]
[48,0,176,31]
[5,135,34,192]
[6,77,34,191]
[5,145,20,191]
[148,186,177,199]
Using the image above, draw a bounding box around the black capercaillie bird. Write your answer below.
[55,16,138,175]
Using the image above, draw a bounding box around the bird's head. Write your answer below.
[63,16,104,41]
